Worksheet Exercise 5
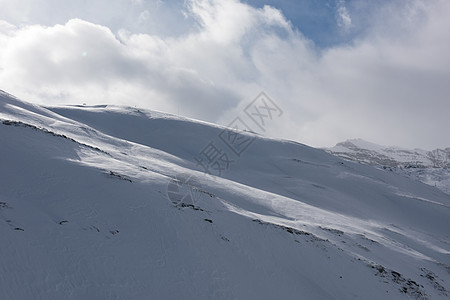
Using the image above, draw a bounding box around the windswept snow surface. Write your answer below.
[1,90,449,299]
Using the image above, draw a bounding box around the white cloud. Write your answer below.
[138,10,150,24]
[336,0,352,31]
[0,0,449,149]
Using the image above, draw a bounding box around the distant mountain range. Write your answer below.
[326,139,450,194]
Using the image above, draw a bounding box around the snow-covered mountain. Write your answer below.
[326,139,450,195]
[1,91,449,299]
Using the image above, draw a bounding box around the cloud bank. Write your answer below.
[0,0,449,149]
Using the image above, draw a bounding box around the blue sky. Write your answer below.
[0,0,449,149]
[246,0,355,47]
[0,0,385,47]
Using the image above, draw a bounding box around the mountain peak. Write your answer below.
[335,138,386,151]
[327,138,450,194]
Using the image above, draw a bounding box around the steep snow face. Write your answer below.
[1,90,449,299]
[327,139,450,195]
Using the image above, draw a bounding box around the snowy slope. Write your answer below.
[1,90,449,299]
[327,139,450,195]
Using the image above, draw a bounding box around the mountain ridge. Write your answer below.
[1,91,449,299]
[326,138,450,194]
